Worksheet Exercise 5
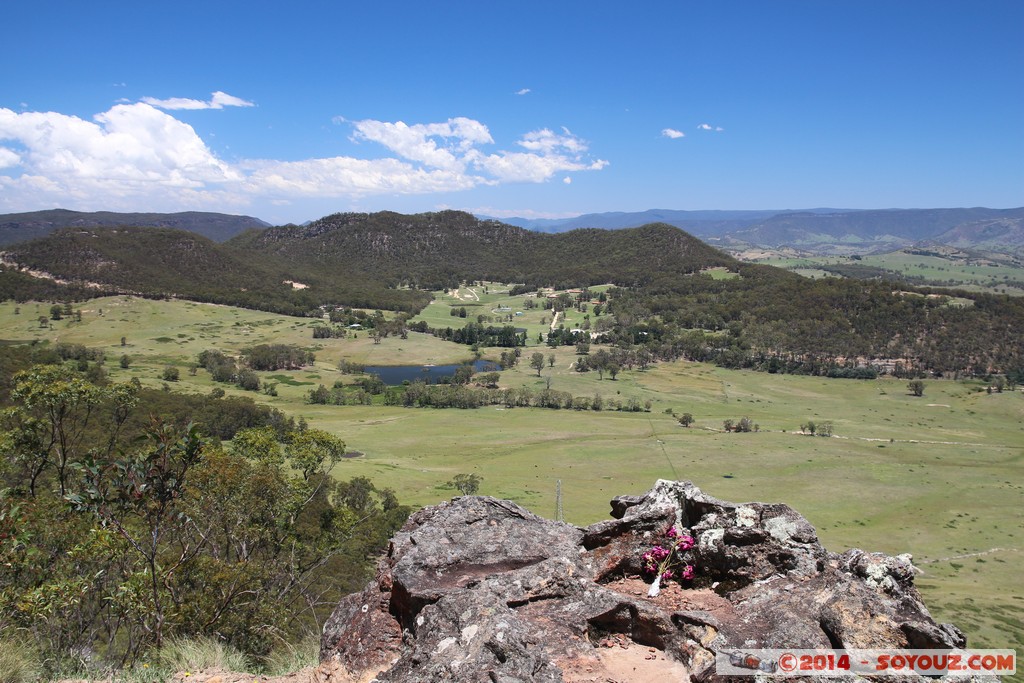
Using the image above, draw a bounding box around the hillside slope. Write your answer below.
[0,209,269,246]
[229,210,737,290]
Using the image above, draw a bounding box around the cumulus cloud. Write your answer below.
[142,91,255,110]
[563,176,572,184]
[0,99,607,213]
[516,127,582,154]
[661,128,685,139]
[350,117,494,172]
[0,103,240,204]
[242,156,484,197]
[515,88,531,96]
[0,147,20,168]
[475,128,607,183]
[698,123,724,132]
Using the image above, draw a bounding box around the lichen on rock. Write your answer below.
[317,480,972,682]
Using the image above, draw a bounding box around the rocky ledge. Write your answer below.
[315,480,973,682]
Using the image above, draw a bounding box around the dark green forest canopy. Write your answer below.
[2,210,1022,375]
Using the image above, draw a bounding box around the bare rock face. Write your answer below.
[318,480,968,682]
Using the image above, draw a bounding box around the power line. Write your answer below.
[649,416,678,480]
[555,478,564,522]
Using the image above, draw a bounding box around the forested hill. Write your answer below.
[1,210,739,313]
[228,210,737,290]
[0,209,269,246]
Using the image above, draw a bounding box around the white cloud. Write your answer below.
[471,127,606,182]
[0,147,20,168]
[142,91,255,110]
[348,120,605,185]
[698,123,724,132]
[563,176,572,184]
[475,151,607,183]
[661,128,685,139]
[243,156,484,197]
[209,91,254,108]
[515,88,531,96]
[0,101,608,213]
[350,117,494,172]
[517,127,586,154]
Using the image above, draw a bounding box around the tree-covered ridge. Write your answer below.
[0,208,268,246]
[602,273,1024,377]
[229,210,735,290]
[2,224,431,314]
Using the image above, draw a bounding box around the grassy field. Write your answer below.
[409,281,612,344]
[2,295,1022,656]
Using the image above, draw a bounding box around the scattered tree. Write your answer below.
[447,473,483,495]
[678,412,694,427]
[607,363,620,381]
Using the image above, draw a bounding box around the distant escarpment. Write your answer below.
[315,480,971,682]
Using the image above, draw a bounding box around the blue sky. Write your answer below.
[1,1,1021,225]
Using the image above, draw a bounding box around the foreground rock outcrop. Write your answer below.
[316,480,971,682]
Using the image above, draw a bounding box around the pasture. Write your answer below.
[747,250,1024,296]
[1,295,1021,653]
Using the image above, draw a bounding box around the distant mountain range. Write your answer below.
[497,207,1024,254]
[4,206,1021,255]
[0,209,269,246]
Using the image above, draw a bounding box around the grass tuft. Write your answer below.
[261,633,320,676]
[156,636,252,674]
[0,639,40,683]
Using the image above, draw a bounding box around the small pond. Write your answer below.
[364,359,500,385]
